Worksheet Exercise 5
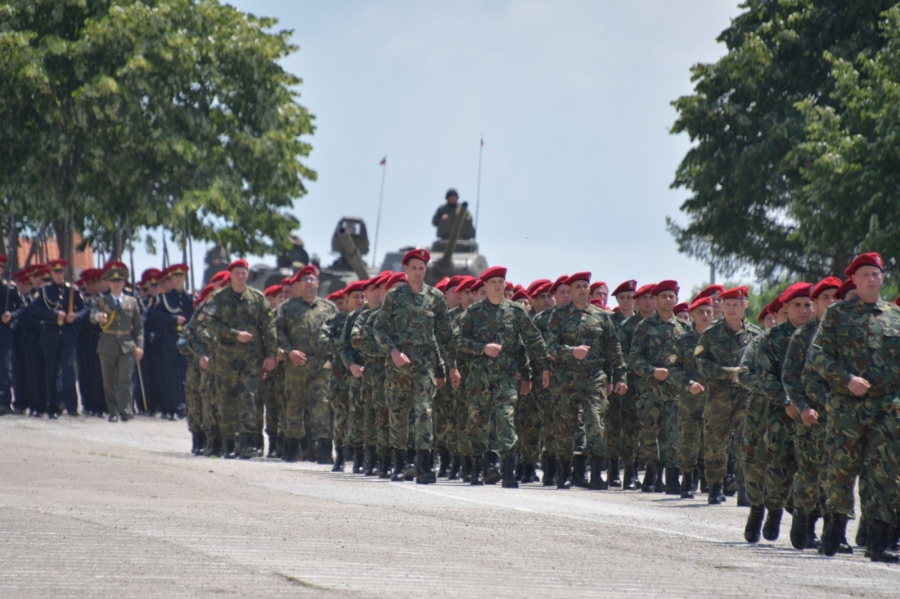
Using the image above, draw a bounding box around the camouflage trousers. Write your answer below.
[347,375,365,449]
[703,390,746,485]
[260,366,280,438]
[185,359,203,435]
[433,383,454,451]
[636,384,679,468]
[362,359,390,452]
[607,379,639,463]
[516,382,543,464]
[550,369,608,459]
[825,394,900,526]
[792,418,825,514]
[453,371,474,456]
[465,369,518,457]
[200,366,217,439]
[283,361,332,442]
[677,390,705,473]
[742,393,769,506]
[763,404,796,511]
[330,366,352,446]
[210,351,262,441]
[384,351,437,451]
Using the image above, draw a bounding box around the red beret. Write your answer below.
[291,265,318,283]
[757,306,772,323]
[844,252,883,277]
[366,273,387,288]
[26,264,42,277]
[693,284,725,301]
[720,286,749,301]
[167,263,189,276]
[434,277,450,292]
[48,259,68,271]
[105,260,128,272]
[651,280,679,296]
[768,295,784,314]
[80,268,100,283]
[504,281,514,291]
[471,279,484,292]
[811,277,842,301]
[280,277,292,286]
[326,290,345,302]
[894,297,900,307]
[446,275,465,290]
[512,289,529,302]
[480,266,508,282]
[673,302,690,314]
[456,276,477,293]
[530,281,552,296]
[12,270,28,283]
[344,280,367,294]
[612,280,637,296]
[778,282,814,305]
[227,259,249,271]
[690,296,713,312]
[550,275,569,294]
[142,268,163,284]
[0,254,7,265]
[385,272,408,289]
[210,270,230,283]
[566,272,591,286]
[834,279,856,300]
[590,281,608,292]
[527,279,552,296]
[402,248,430,265]
[263,284,283,297]
[634,283,656,298]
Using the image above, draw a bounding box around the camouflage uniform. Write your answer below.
[457,299,548,457]
[756,321,799,512]
[611,312,643,468]
[350,307,385,451]
[629,314,690,470]
[531,309,555,461]
[807,297,900,529]
[340,309,367,451]
[373,284,454,452]
[738,335,768,506]
[515,312,544,467]
[201,287,277,452]
[668,327,706,474]
[276,296,338,447]
[449,307,474,459]
[319,309,352,447]
[177,306,207,443]
[696,319,760,486]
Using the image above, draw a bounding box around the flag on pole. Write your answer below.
[480,138,484,147]
[379,156,386,166]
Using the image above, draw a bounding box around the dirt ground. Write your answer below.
[0,414,897,598]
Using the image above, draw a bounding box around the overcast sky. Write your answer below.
[134,0,745,300]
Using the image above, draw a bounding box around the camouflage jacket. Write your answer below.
[337,308,365,370]
[276,296,337,365]
[696,318,761,394]
[737,334,764,394]
[545,302,626,384]
[457,298,549,379]
[350,306,377,359]
[807,297,900,399]
[629,313,690,377]
[373,283,454,357]
[782,319,823,413]
[616,312,645,361]
[201,287,276,359]
[755,320,798,407]
[668,327,704,394]
[177,298,212,359]
[317,309,352,374]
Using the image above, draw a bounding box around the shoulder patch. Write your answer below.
[694,345,705,356]
[668,353,678,365]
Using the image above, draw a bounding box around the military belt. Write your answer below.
[102,330,132,337]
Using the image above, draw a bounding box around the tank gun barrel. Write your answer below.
[335,228,370,279]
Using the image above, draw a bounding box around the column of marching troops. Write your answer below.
[2,248,900,564]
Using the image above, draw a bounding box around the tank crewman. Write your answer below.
[695,286,761,505]
[432,188,461,229]
[75,268,106,417]
[667,296,715,498]
[28,258,84,418]
[457,266,549,488]
[10,270,31,415]
[808,253,900,563]
[91,262,144,422]
[629,280,690,495]
[276,265,338,464]
[373,249,455,484]
[0,255,22,416]
[781,276,842,550]
[201,259,277,459]
[149,264,194,420]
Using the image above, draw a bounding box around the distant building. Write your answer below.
[14,234,95,274]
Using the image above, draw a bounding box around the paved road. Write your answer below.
[0,414,897,598]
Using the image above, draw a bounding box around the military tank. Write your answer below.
[379,202,488,285]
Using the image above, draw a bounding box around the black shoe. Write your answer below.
[528,463,541,483]
[350,446,364,474]
[283,439,300,463]
[622,465,637,491]
[699,474,709,494]
[48,412,58,420]
[416,449,434,485]
[654,467,666,493]
[167,413,176,421]
[205,436,222,458]
[176,404,188,419]
[520,463,535,484]
[867,520,900,563]
[108,414,119,423]
[641,466,657,493]
[806,514,820,550]
[665,467,680,495]
[378,451,393,479]
[556,460,572,490]
[680,471,694,499]
[608,456,622,487]
[437,448,451,478]
[708,484,725,505]
[470,456,484,485]
[484,451,501,485]
[745,505,765,543]
[391,448,406,482]
[332,445,346,472]
[501,455,519,489]
[448,455,461,480]
[541,457,557,487]
[589,457,608,490]
[364,446,377,476]
[461,456,473,483]
[790,511,809,550]
[763,507,783,541]
[121,412,133,422]
[572,454,589,488]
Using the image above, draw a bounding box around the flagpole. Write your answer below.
[475,136,483,231]
[372,157,387,269]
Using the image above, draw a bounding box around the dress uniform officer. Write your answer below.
[0,254,23,416]
[148,264,193,419]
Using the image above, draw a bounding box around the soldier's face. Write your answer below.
[444,288,460,308]
[294,274,318,299]
[762,313,776,329]
[814,289,837,318]
[722,298,746,321]
[693,306,714,329]
[347,290,365,311]
[334,297,347,312]
[515,297,531,311]
[615,291,634,313]
[554,285,571,307]
[851,266,883,301]
[230,267,249,288]
[533,292,554,312]
[485,277,505,302]
[86,280,101,296]
[51,270,65,285]
[775,304,789,324]
[710,294,723,318]
[267,296,279,309]
[108,280,126,295]
[787,297,813,327]
[460,289,474,308]
[403,259,427,285]
[590,285,608,305]
[635,294,655,315]
[171,273,186,289]
[569,280,589,305]
[655,291,678,314]
[475,286,487,301]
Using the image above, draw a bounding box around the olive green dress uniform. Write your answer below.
[91,292,144,419]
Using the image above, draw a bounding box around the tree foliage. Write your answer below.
[670,0,897,283]
[0,0,315,267]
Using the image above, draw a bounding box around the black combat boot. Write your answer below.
[391,448,406,482]
[556,460,573,490]
[699,471,709,494]
[191,432,202,455]
[641,465,657,493]
[378,450,393,479]
[275,434,285,459]
[622,464,637,491]
[470,456,485,486]
[448,455,461,480]
[205,435,222,458]
[438,448,451,478]
[589,457,608,490]
[572,454,589,489]
[501,455,518,489]
[607,455,621,487]
[239,433,257,459]
[299,436,312,462]
[745,505,765,543]
[680,471,694,499]
[223,439,237,459]
[762,507,783,541]
[315,439,332,465]
[351,446,364,474]
[867,520,900,563]
[283,439,299,463]
[363,446,377,476]
[723,459,736,496]
[416,450,434,485]
[855,515,867,547]
[541,457,557,487]
[806,513,820,550]
[404,449,417,480]
[789,511,809,550]
[654,467,666,493]
[707,483,725,505]
[462,456,473,483]
[515,462,524,482]
[331,445,346,472]
[484,451,501,485]
[665,468,680,495]
[267,435,278,458]
[520,463,535,485]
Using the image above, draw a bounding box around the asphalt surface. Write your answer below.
[1,414,897,598]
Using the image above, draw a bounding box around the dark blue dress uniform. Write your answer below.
[76,277,106,417]
[17,271,48,416]
[10,277,31,414]
[28,269,85,417]
[148,286,194,418]
[135,293,158,414]
[0,275,23,415]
